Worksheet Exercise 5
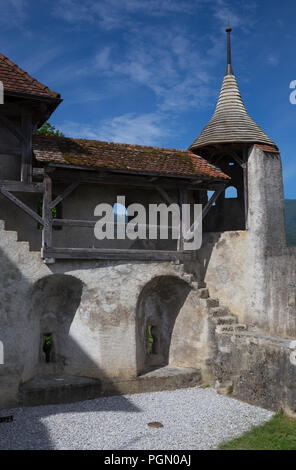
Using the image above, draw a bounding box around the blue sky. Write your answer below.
[1,0,296,197]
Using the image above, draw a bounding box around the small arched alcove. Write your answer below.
[136,276,191,375]
[31,274,83,373]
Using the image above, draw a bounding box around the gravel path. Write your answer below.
[0,387,274,450]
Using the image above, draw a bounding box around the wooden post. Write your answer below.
[42,175,53,261]
[21,113,32,184]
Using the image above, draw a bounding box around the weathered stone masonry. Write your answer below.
[1,29,296,414]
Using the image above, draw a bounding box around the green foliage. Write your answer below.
[37,122,65,137]
[219,413,296,450]
[37,198,59,231]
[43,333,52,363]
[44,334,52,347]
[148,326,154,354]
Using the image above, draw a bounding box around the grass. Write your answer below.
[219,413,296,450]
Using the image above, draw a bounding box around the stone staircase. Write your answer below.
[174,263,247,335]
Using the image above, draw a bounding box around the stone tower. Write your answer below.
[193,27,287,332]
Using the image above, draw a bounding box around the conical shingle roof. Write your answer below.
[189,28,277,152]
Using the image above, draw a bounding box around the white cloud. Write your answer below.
[53,0,198,30]
[51,0,258,146]
[0,0,27,29]
[21,47,62,74]
[58,113,170,146]
[94,47,112,71]
[267,55,279,67]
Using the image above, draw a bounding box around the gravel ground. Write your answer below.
[0,387,274,450]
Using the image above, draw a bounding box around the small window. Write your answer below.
[43,333,53,363]
[148,325,157,354]
[225,186,238,199]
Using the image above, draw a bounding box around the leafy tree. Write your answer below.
[37,122,65,137]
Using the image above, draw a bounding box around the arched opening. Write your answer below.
[225,186,238,199]
[31,274,83,373]
[136,276,191,375]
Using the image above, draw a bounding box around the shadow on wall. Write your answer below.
[30,274,84,375]
[0,248,141,449]
[194,232,222,285]
[136,275,191,375]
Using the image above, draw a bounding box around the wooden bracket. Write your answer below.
[49,180,80,210]
[0,187,43,225]
[155,185,174,206]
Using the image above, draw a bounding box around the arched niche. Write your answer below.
[31,274,83,372]
[136,276,191,375]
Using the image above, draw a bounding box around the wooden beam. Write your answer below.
[0,181,44,193]
[0,187,43,225]
[52,219,96,227]
[21,114,33,184]
[42,247,192,262]
[42,175,52,250]
[0,145,21,155]
[50,168,223,192]
[230,152,245,168]
[155,185,174,205]
[49,180,80,210]
[183,186,226,242]
[32,168,45,177]
[202,186,226,220]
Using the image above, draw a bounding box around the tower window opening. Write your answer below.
[148,326,157,355]
[43,333,53,363]
[207,191,216,206]
[225,186,238,199]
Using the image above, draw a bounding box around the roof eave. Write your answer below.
[38,161,230,182]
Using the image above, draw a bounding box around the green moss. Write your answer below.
[227,385,234,395]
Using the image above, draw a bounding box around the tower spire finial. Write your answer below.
[225,21,234,76]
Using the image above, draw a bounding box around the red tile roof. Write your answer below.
[32,135,230,181]
[0,53,60,99]
[255,144,279,153]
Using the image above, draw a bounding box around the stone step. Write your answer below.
[197,288,209,299]
[17,241,30,250]
[182,273,195,283]
[2,230,18,242]
[213,315,237,325]
[209,306,230,317]
[234,324,248,332]
[206,298,220,308]
[216,323,248,334]
[19,367,202,407]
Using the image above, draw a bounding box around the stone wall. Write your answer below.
[211,329,296,415]
[0,216,212,408]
